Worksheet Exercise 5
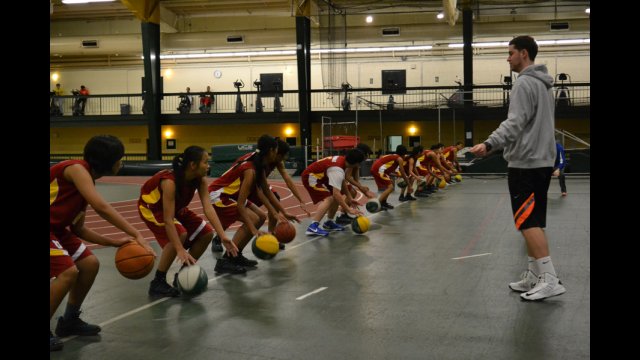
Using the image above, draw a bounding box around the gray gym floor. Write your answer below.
[50,176,590,359]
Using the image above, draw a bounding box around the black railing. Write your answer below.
[49,83,590,116]
[50,153,176,161]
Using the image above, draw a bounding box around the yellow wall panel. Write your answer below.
[50,118,589,155]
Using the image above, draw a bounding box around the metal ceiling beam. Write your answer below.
[159,4,178,33]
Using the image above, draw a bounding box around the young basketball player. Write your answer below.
[50,135,153,351]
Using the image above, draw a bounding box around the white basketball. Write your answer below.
[176,264,208,295]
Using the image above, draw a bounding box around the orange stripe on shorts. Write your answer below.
[514,193,535,230]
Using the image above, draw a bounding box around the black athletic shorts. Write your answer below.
[507,167,553,230]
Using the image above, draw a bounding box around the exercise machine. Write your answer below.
[234,79,245,113]
[253,79,263,113]
[341,82,352,111]
[273,79,282,112]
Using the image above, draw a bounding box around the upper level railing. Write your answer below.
[50,153,174,161]
[49,83,589,116]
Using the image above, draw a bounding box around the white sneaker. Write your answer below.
[509,270,538,292]
[520,273,566,301]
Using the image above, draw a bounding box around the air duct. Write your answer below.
[50,35,143,55]
[226,35,244,43]
[382,28,400,36]
[82,40,99,48]
[550,22,570,31]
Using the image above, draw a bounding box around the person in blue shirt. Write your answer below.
[553,141,567,196]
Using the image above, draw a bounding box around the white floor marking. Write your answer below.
[451,252,492,260]
[296,287,328,300]
[63,181,381,340]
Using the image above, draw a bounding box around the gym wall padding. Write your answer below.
[50,160,171,176]
[118,161,172,176]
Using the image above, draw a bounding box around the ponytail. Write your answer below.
[252,135,278,192]
[172,146,206,203]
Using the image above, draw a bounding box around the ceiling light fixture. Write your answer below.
[148,38,588,61]
[62,0,116,4]
[585,8,590,14]
[366,16,373,23]
[154,45,435,60]
[437,12,444,20]
[448,38,590,48]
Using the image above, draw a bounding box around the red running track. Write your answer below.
[84,176,363,249]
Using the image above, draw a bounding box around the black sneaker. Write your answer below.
[405,194,417,201]
[335,213,353,225]
[228,253,258,267]
[398,195,408,202]
[279,242,285,250]
[148,278,180,298]
[214,258,247,274]
[414,191,430,197]
[55,313,102,337]
[380,201,394,210]
[50,331,63,351]
[211,235,223,253]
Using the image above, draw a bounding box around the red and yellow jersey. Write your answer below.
[302,156,347,188]
[416,150,437,171]
[138,170,197,226]
[208,160,257,207]
[50,160,90,232]
[235,152,276,176]
[371,154,401,176]
[235,153,261,206]
[234,152,279,205]
[442,146,457,162]
[399,154,415,175]
[302,156,346,177]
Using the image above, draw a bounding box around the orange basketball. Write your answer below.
[115,242,155,279]
[274,221,296,244]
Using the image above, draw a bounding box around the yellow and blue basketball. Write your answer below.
[365,198,381,213]
[454,174,462,182]
[176,264,208,296]
[351,215,371,234]
[251,234,280,260]
[437,178,447,189]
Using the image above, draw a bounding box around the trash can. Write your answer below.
[359,159,373,177]
[120,104,131,115]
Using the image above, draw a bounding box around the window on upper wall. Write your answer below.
[260,73,284,97]
[382,70,406,95]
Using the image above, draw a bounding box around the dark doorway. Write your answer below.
[408,136,421,148]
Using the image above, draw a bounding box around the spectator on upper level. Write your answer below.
[177,87,193,114]
[78,85,90,115]
[53,83,65,115]
[199,85,214,113]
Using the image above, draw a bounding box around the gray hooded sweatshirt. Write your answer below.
[484,64,556,168]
